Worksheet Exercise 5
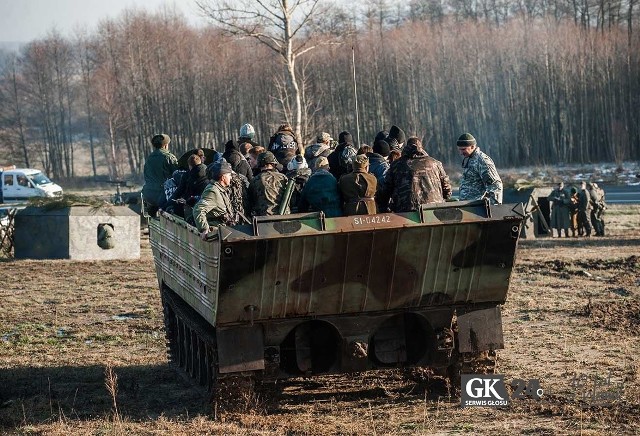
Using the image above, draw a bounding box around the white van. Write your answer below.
[0,168,63,203]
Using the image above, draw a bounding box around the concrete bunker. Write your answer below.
[14,206,140,260]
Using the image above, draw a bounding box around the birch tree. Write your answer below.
[195,0,351,142]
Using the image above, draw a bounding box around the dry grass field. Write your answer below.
[1,205,639,435]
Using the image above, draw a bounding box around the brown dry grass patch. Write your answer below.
[1,204,639,434]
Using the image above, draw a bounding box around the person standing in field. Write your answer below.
[142,134,178,216]
[568,186,579,237]
[577,181,592,237]
[588,182,607,236]
[548,182,571,238]
[456,133,503,204]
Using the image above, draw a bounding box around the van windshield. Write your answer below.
[29,172,52,185]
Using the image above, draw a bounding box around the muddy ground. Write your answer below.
[0,205,639,435]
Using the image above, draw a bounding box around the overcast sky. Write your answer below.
[0,0,207,42]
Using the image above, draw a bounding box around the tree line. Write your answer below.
[0,0,638,180]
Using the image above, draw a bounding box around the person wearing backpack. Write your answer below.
[328,131,357,180]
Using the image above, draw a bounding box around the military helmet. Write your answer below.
[257,151,277,168]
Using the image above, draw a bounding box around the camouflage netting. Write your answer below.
[27,194,116,216]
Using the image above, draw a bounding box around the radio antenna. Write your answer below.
[352,46,361,147]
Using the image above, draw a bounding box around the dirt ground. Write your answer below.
[0,205,639,435]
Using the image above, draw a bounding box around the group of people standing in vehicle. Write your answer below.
[142,123,504,239]
[547,181,607,237]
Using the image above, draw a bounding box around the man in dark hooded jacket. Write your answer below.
[299,157,342,217]
[223,139,253,181]
[368,140,391,186]
[376,137,452,212]
[285,155,312,213]
[169,153,209,219]
[328,131,357,180]
[385,125,406,151]
[268,124,302,168]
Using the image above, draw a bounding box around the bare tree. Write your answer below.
[0,55,30,167]
[195,0,351,141]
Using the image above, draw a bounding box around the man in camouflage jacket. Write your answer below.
[376,137,452,212]
[193,161,236,240]
[588,182,606,236]
[249,151,290,216]
[456,133,503,204]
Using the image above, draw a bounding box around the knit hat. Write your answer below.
[151,134,170,148]
[387,125,406,145]
[372,139,391,157]
[374,130,388,143]
[314,156,330,171]
[224,139,238,152]
[207,161,232,180]
[257,151,278,167]
[239,123,255,140]
[457,133,477,147]
[338,131,353,145]
[316,132,333,143]
[287,155,308,171]
[352,154,369,170]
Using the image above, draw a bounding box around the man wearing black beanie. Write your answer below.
[328,130,357,180]
[386,125,406,151]
[457,133,503,204]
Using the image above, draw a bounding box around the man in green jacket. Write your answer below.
[142,134,178,216]
[249,151,289,216]
[193,161,236,240]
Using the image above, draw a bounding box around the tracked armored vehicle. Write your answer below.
[149,199,525,392]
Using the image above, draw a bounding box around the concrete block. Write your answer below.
[14,206,140,260]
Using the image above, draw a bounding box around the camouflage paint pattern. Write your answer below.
[149,200,525,328]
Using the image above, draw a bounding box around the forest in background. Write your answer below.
[0,0,638,180]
